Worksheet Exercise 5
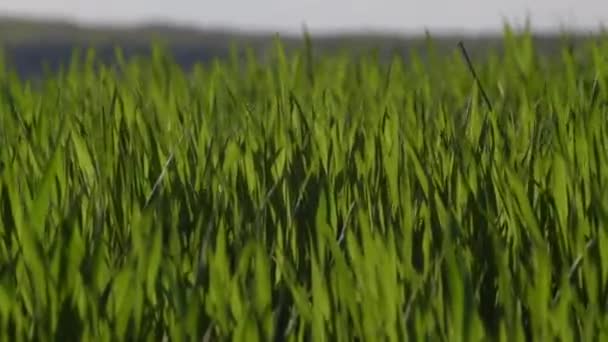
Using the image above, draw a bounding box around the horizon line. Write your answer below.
[1,12,606,39]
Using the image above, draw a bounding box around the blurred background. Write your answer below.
[0,0,606,78]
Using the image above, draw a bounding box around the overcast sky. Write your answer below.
[1,0,607,34]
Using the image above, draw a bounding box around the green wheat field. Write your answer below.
[1,28,608,341]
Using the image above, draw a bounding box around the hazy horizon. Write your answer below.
[1,0,607,35]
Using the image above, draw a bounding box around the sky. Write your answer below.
[1,0,607,34]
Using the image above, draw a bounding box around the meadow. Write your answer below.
[1,28,608,341]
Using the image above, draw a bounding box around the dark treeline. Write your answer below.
[0,16,602,79]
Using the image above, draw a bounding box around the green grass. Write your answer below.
[1,28,608,341]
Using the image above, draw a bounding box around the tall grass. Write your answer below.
[1,29,608,341]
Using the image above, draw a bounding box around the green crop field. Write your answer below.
[1,28,608,341]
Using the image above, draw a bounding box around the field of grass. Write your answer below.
[1,28,608,341]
